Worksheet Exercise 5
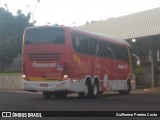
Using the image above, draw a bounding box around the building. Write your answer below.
[79,7,160,87]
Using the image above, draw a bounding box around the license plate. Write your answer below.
[40,83,48,87]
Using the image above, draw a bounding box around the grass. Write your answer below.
[0,72,22,76]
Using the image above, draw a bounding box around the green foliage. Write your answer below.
[0,71,21,76]
[136,66,144,74]
[0,7,33,72]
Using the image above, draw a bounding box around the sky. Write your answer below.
[0,0,160,26]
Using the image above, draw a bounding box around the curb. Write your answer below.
[144,87,160,92]
[136,86,160,92]
[136,86,150,89]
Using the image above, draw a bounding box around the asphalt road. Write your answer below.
[0,89,160,111]
[0,89,160,119]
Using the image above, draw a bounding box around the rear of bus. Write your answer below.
[22,26,71,93]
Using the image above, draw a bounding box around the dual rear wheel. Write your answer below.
[78,79,99,99]
[43,79,130,99]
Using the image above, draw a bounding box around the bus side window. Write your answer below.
[124,47,130,63]
[72,33,81,52]
[114,44,119,59]
[88,38,98,55]
[97,41,107,57]
[107,42,114,58]
[118,46,124,60]
[80,36,89,54]
[120,46,129,63]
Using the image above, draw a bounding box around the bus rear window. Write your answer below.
[25,27,64,44]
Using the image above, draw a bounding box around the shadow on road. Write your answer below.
[33,92,125,101]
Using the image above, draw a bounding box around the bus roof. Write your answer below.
[25,25,131,47]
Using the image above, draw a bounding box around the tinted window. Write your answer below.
[88,38,98,55]
[72,32,129,62]
[72,33,81,51]
[25,27,64,44]
[107,42,115,58]
[97,41,107,57]
[72,32,98,55]
[72,33,88,54]
[80,36,89,53]
[117,46,129,62]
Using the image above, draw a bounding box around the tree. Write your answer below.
[0,8,33,72]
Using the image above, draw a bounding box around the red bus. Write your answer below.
[22,25,136,99]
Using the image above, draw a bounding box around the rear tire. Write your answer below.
[78,80,92,99]
[91,80,99,98]
[43,91,52,99]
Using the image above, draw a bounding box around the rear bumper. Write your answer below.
[23,79,71,92]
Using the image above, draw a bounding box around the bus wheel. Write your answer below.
[91,80,99,98]
[43,91,52,99]
[119,80,131,95]
[78,80,91,99]
[53,91,67,99]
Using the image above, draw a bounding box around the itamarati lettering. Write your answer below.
[32,62,56,68]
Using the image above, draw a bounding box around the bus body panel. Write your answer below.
[22,26,136,96]
[23,44,65,81]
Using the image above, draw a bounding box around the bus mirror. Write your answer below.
[132,54,140,66]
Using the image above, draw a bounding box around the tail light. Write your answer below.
[61,63,70,80]
[22,63,29,81]
[22,74,29,81]
[62,74,69,80]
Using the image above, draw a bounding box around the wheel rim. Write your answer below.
[93,84,98,95]
[84,84,89,96]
